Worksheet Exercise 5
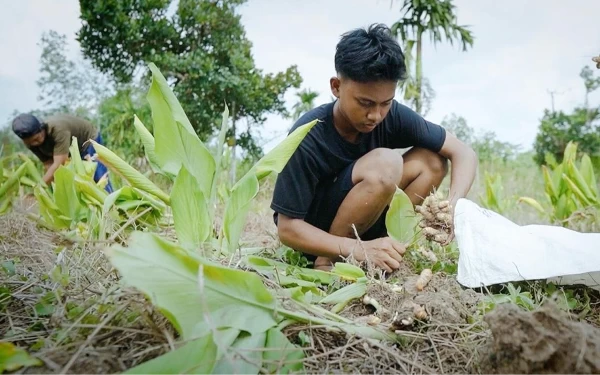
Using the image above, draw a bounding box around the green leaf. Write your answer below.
[331,263,365,281]
[209,105,229,221]
[245,120,318,182]
[580,154,598,199]
[385,187,419,244]
[318,282,367,313]
[542,165,558,202]
[212,331,265,375]
[91,140,170,204]
[243,256,333,285]
[0,342,42,373]
[53,167,82,221]
[147,63,215,195]
[223,174,259,254]
[223,119,319,253]
[1,261,15,276]
[133,115,162,174]
[125,333,218,374]
[565,162,597,204]
[263,328,305,374]
[107,232,277,340]
[517,197,547,216]
[171,166,211,249]
[68,136,86,176]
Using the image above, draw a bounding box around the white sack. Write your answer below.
[453,198,600,291]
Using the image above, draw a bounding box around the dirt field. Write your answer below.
[1,199,600,374]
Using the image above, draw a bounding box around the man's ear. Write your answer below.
[330,76,341,98]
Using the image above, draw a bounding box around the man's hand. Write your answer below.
[353,237,406,273]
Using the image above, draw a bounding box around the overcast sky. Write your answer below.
[1,0,599,152]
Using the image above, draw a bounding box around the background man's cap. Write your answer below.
[12,113,43,139]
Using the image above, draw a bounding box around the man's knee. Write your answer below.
[354,148,403,192]
[427,151,449,178]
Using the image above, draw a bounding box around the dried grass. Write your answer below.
[0,213,175,374]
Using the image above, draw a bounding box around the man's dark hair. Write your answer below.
[335,23,406,83]
[12,113,44,139]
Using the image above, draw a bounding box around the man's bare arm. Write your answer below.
[437,131,478,208]
[277,214,406,272]
[42,154,69,184]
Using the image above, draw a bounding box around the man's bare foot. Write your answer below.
[314,256,334,271]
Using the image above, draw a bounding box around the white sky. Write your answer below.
[1,0,599,152]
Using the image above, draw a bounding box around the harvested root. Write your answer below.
[410,302,428,320]
[416,191,453,244]
[415,269,433,291]
[355,314,381,326]
[363,295,390,314]
[593,55,600,69]
[416,247,438,263]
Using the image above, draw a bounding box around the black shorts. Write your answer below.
[275,161,388,263]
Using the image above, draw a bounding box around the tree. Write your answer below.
[533,65,600,165]
[291,89,319,121]
[391,0,474,114]
[77,0,302,155]
[441,113,520,162]
[37,30,110,119]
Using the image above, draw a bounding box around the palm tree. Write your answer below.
[291,89,319,121]
[391,0,474,114]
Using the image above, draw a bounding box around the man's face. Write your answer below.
[330,77,397,133]
[22,130,46,147]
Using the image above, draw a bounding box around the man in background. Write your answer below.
[11,113,113,192]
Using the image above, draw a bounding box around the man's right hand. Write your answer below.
[353,237,406,273]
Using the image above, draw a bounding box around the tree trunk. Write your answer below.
[230,101,237,185]
[415,30,423,114]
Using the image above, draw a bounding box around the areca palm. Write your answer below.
[391,0,474,114]
[291,89,320,121]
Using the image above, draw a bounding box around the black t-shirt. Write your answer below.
[270,99,446,223]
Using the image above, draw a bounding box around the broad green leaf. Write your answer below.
[318,282,367,312]
[103,188,126,216]
[74,175,108,207]
[555,194,569,221]
[0,162,28,197]
[243,120,318,183]
[542,165,558,202]
[563,141,578,164]
[223,174,259,254]
[385,187,419,244]
[107,232,277,340]
[68,136,86,176]
[243,256,334,285]
[91,140,170,204]
[223,120,318,253]
[53,167,81,221]
[33,185,70,229]
[263,328,305,374]
[562,174,593,206]
[133,115,162,174]
[147,64,215,194]
[331,263,366,281]
[19,176,37,187]
[212,331,265,375]
[0,342,42,373]
[517,197,547,216]
[18,154,42,183]
[131,188,167,212]
[565,162,597,204]
[171,166,211,249]
[580,154,598,199]
[125,333,218,374]
[209,105,229,219]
